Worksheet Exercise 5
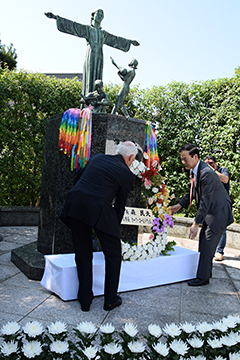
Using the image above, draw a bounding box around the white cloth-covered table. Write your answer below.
[40,246,200,301]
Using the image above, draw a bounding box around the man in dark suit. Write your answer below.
[60,141,137,311]
[171,144,233,286]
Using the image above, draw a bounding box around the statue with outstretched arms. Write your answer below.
[45,10,140,96]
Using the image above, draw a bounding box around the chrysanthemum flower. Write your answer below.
[22,340,42,358]
[48,321,67,334]
[50,340,69,354]
[207,337,223,348]
[152,341,169,356]
[82,345,98,359]
[127,340,145,353]
[148,324,162,338]
[196,321,213,334]
[100,323,115,334]
[0,340,18,356]
[163,323,181,337]
[104,343,122,355]
[123,323,138,337]
[181,322,196,333]
[1,321,20,335]
[169,339,189,355]
[77,321,97,334]
[23,321,44,338]
[187,336,204,348]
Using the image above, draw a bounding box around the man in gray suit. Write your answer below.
[171,144,233,286]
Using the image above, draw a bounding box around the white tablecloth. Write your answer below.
[40,246,199,301]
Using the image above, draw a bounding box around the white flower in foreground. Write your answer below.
[213,320,229,333]
[196,321,213,334]
[123,323,138,337]
[231,331,240,342]
[23,321,44,338]
[77,321,97,334]
[187,336,204,348]
[104,343,122,355]
[163,323,181,337]
[213,356,227,360]
[189,356,207,360]
[221,333,237,347]
[152,187,159,193]
[222,315,238,329]
[181,322,196,333]
[148,324,162,338]
[48,321,67,334]
[50,340,69,354]
[229,352,240,360]
[100,323,115,334]
[152,342,169,356]
[169,339,189,356]
[128,340,145,353]
[207,337,223,348]
[0,340,18,356]
[22,340,42,358]
[82,345,98,359]
[1,321,20,335]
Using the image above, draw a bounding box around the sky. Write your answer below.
[1,0,240,89]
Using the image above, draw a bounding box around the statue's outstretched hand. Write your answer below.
[45,12,57,19]
[131,40,140,46]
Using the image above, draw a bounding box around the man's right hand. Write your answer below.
[170,203,182,215]
[45,12,57,19]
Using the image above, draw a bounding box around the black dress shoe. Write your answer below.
[104,295,122,311]
[79,296,93,312]
[81,305,90,312]
[188,278,209,286]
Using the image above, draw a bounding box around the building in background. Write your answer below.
[44,73,82,81]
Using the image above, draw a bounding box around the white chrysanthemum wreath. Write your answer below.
[121,158,176,262]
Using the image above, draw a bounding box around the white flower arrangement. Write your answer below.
[1,315,240,359]
[123,158,175,262]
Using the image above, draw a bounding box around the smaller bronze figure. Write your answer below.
[111,57,138,118]
[80,79,109,113]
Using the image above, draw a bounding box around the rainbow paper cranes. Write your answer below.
[144,122,159,168]
[58,106,92,171]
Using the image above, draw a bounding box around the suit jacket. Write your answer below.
[179,160,233,233]
[60,153,134,237]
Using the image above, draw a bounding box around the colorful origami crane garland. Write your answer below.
[58,106,92,171]
[144,122,160,168]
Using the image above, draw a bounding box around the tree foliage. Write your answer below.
[0,69,82,206]
[1,68,240,223]
[0,38,17,70]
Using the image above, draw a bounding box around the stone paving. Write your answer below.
[0,226,240,334]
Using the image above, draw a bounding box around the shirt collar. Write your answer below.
[192,160,200,177]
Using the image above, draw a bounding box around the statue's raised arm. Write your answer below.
[45,8,140,96]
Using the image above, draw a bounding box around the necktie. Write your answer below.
[189,171,194,210]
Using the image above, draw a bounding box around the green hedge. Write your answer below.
[1,69,240,222]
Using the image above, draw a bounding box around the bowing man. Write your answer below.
[60,141,137,310]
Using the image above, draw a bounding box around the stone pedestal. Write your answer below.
[11,113,146,280]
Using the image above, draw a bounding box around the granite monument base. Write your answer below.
[11,113,146,280]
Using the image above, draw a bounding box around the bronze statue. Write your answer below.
[45,9,140,96]
[111,57,138,118]
[80,79,109,113]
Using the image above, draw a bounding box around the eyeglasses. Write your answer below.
[208,162,214,166]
